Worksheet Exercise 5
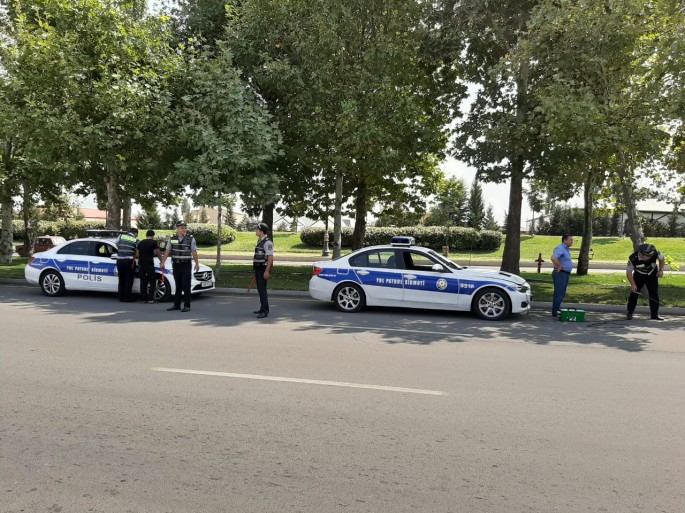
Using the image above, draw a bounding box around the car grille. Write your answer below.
[194,271,214,281]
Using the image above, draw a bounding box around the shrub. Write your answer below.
[299,226,502,251]
[185,223,237,245]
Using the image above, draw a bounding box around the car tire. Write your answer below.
[151,275,172,302]
[333,283,365,313]
[40,270,66,297]
[472,287,511,321]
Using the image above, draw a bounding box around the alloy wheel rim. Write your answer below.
[338,287,360,310]
[478,293,505,318]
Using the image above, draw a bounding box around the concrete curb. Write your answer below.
[4,278,683,316]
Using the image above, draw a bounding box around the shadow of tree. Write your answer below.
[5,287,682,354]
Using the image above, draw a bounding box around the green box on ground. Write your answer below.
[560,309,586,322]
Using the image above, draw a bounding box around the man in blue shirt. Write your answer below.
[550,234,574,318]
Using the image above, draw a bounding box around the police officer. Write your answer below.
[116,227,139,302]
[161,220,199,312]
[253,222,274,318]
[626,243,665,320]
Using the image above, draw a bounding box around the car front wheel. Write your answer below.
[334,283,365,313]
[472,287,511,321]
[150,275,172,302]
[40,270,66,297]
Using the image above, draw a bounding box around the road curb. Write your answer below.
[3,278,684,316]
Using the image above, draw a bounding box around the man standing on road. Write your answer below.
[116,227,139,302]
[136,230,161,304]
[253,222,274,319]
[550,234,574,318]
[626,243,665,320]
[161,220,200,313]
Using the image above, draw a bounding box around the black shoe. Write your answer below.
[626,313,633,320]
[181,306,191,312]
[256,312,268,319]
[167,306,180,311]
[253,310,263,314]
[650,315,664,320]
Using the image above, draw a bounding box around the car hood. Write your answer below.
[458,268,528,286]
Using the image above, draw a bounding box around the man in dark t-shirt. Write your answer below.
[136,230,161,303]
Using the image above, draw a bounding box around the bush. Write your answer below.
[12,220,100,240]
[185,223,237,245]
[299,226,502,251]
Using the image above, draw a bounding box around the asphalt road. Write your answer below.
[2,284,684,513]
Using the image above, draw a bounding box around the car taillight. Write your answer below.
[28,257,36,264]
[313,266,323,276]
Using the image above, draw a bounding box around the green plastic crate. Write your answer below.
[560,308,585,322]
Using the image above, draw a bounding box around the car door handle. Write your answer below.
[357,270,369,276]
[404,274,417,280]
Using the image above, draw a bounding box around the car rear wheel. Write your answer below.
[40,270,66,297]
[150,275,172,302]
[334,283,365,313]
[472,287,510,321]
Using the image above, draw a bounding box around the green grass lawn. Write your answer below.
[199,232,685,264]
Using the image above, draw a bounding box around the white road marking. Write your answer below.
[151,367,446,396]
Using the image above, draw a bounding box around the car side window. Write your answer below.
[403,251,443,272]
[95,243,116,257]
[57,241,96,256]
[350,250,398,269]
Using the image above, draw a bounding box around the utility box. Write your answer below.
[560,308,586,322]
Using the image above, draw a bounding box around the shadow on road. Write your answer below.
[3,286,682,353]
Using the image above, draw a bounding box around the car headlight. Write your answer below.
[517,285,530,293]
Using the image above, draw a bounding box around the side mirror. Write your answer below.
[431,263,445,272]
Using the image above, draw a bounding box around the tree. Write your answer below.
[438,0,546,274]
[526,0,672,273]
[181,198,192,221]
[466,179,486,230]
[227,0,461,253]
[136,205,163,230]
[425,178,468,227]
[483,205,500,231]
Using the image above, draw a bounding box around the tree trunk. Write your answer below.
[0,191,14,264]
[0,141,16,264]
[122,197,132,230]
[105,173,122,229]
[576,170,595,276]
[215,193,222,280]
[333,168,343,259]
[351,179,368,251]
[619,172,644,251]
[262,203,275,231]
[22,186,33,246]
[500,161,524,275]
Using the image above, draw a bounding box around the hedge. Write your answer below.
[299,226,502,251]
[11,220,236,246]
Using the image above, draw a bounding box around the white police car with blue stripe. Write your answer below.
[309,237,531,320]
[24,233,215,300]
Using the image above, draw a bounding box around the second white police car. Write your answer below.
[25,231,215,301]
[309,237,531,321]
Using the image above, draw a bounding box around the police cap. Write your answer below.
[256,222,269,234]
[638,243,656,256]
[176,220,188,228]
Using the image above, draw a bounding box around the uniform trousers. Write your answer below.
[627,271,660,317]
[173,262,193,308]
[117,259,135,302]
[254,266,269,314]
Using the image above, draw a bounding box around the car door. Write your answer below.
[54,241,97,290]
[349,249,403,304]
[400,250,461,307]
[89,241,119,292]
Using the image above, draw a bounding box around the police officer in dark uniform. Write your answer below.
[161,220,200,312]
[116,227,138,302]
[253,222,274,318]
[626,243,666,320]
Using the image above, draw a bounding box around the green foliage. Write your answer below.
[12,220,105,239]
[184,223,237,245]
[426,177,469,226]
[136,206,163,230]
[467,179,486,230]
[300,226,502,251]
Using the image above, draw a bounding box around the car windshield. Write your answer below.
[427,250,463,270]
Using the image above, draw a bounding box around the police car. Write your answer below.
[24,231,215,301]
[309,237,531,321]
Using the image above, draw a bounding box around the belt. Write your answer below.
[555,269,571,274]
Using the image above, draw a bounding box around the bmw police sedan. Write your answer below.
[25,233,215,301]
[309,237,531,321]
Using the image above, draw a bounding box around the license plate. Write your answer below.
[201,280,213,287]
